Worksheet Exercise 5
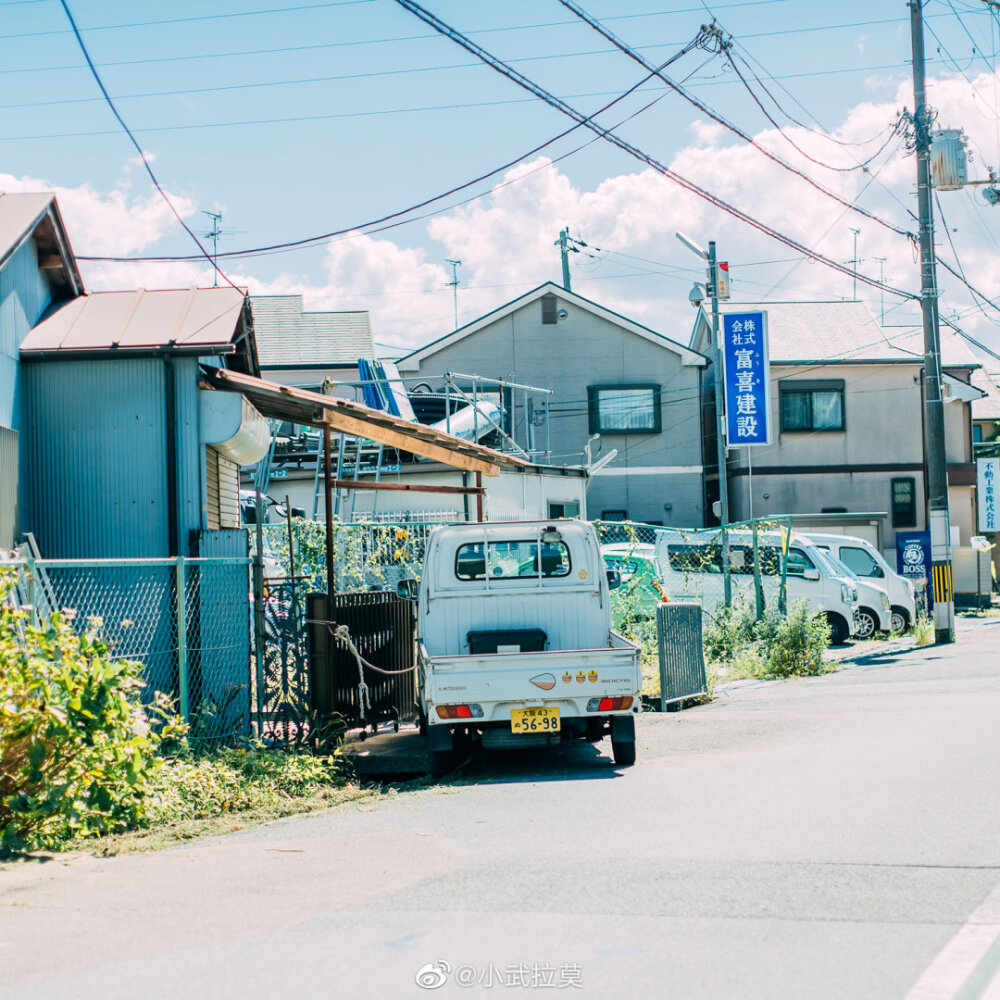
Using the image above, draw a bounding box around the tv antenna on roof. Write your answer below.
[196,210,246,286]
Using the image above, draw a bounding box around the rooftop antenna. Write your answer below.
[445,258,462,330]
[847,227,862,300]
[873,256,887,323]
[197,210,245,286]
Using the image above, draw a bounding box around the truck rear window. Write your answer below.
[455,540,571,580]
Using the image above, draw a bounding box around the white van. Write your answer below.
[803,532,916,633]
[814,547,892,638]
[653,528,859,645]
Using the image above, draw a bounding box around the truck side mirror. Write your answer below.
[396,578,419,600]
[606,568,622,591]
[802,568,820,581]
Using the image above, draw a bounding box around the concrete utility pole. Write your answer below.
[910,0,955,643]
[555,227,572,291]
[708,240,732,607]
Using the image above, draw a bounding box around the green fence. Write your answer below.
[5,555,252,740]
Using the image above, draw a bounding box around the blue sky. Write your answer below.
[2,0,1000,357]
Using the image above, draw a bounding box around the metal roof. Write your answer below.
[201,366,530,477]
[0,191,83,297]
[694,300,980,367]
[21,287,249,356]
[250,294,374,368]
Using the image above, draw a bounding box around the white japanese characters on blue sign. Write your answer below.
[978,457,999,532]
[721,311,771,446]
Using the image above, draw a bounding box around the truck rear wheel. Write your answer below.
[611,740,636,766]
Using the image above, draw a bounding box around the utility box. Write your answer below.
[930,129,968,191]
[656,601,707,711]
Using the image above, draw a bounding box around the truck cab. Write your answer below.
[406,520,642,774]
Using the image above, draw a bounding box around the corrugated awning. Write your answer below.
[200,366,529,477]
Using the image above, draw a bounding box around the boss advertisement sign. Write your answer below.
[721,311,771,446]
[896,530,933,609]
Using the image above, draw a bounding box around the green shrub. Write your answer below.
[911,613,935,645]
[0,578,182,852]
[148,746,345,823]
[703,596,758,664]
[763,599,831,678]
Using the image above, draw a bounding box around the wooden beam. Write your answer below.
[328,479,485,495]
[322,408,501,477]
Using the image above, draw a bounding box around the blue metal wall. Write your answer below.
[0,235,52,432]
[21,357,174,558]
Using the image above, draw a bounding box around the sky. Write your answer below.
[3,0,1000,361]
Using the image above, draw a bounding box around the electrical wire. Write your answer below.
[389,0,916,303]
[558,0,914,239]
[76,29,708,264]
[56,0,239,291]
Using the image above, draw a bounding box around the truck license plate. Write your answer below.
[510,707,560,733]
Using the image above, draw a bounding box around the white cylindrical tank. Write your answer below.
[431,401,503,442]
[930,129,968,191]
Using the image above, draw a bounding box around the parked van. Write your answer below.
[814,547,892,638]
[803,532,916,633]
[653,528,859,645]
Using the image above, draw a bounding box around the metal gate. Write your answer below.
[256,578,311,744]
[308,591,417,730]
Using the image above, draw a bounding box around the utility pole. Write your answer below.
[910,0,955,644]
[708,240,732,607]
[555,226,572,291]
[444,258,462,330]
[848,227,862,300]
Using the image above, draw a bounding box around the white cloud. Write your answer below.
[7,64,1000,360]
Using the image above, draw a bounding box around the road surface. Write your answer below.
[2,618,1000,999]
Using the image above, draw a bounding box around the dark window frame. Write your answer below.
[779,379,846,433]
[891,476,917,528]
[454,540,572,581]
[587,383,662,435]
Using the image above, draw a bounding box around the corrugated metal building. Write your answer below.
[0,192,82,547]
[19,286,265,559]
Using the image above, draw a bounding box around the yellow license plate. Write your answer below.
[510,707,560,734]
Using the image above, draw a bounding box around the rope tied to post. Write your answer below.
[334,623,372,720]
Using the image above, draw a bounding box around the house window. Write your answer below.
[588,384,661,434]
[973,424,983,443]
[891,477,917,528]
[541,294,558,325]
[779,380,845,432]
[548,500,580,519]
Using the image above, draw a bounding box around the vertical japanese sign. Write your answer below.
[977,457,999,532]
[721,311,771,445]
[896,530,933,610]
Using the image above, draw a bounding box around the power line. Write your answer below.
[56,0,239,291]
[76,32,706,264]
[557,0,913,239]
[389,0,917,303]
[1,1,378,41]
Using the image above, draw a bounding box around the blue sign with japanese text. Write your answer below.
[721,311,771,446]
[895,530,933,610]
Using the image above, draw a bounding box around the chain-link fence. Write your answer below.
[4,555,252,740]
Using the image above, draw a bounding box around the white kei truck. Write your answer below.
[398,520,642,775]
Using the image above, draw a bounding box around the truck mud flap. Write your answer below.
[610,715,635,742]
[426,725,454,752]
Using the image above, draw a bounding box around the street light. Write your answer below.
[676,231,732,606]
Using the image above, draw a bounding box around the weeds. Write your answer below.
[911,613,935,645]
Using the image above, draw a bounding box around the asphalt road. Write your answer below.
[3,619,1000,1000]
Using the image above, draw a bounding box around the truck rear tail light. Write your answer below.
[586,697,633,712]
[435,703,484,720]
